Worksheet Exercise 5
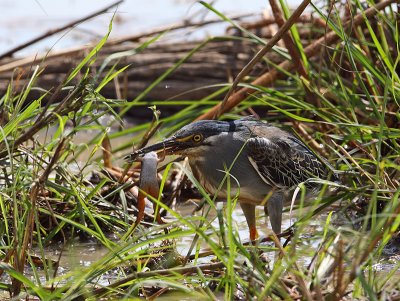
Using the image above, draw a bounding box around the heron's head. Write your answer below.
[127,120,233,161]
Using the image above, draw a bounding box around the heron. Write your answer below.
[126,117,335,241]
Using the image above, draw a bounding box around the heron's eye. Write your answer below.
[192,134,203,143]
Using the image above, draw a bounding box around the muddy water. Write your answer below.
[175,202,295,256]
[45,203,304,273]
[25,204,300,291]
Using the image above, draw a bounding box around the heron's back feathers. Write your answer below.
[247,135,329,189]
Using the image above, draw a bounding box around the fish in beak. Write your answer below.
[125,137,189,162]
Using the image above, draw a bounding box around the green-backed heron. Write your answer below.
[127,117,334,240]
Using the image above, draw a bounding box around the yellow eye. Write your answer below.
[192,134,202,142]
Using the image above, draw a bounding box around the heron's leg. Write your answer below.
[240,203,258,241]
[265,197,283,234]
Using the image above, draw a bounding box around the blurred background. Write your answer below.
[0,0,303,57]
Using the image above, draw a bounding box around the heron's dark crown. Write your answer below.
[172,120,232,139]
[174,117,271,138]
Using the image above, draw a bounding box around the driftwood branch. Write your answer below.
[268,0,308,78]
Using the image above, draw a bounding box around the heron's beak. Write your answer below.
[125,137,186,162]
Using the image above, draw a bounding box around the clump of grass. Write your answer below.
[0,0,399,300]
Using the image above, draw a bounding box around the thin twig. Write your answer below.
[0,0,123,60]
[0,81,87,159]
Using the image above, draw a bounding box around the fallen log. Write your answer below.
[0,39,275,103]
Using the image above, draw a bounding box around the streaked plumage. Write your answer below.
[248,135,327,189]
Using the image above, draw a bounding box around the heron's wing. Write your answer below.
[247,135,328,189]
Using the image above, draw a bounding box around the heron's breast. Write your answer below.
[188,153,273,203]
